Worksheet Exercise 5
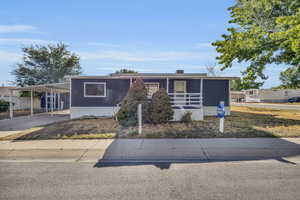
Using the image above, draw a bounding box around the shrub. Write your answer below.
[149,88,173,124]
[0,100,9,112]
[180,111,193,123]
[116,78,149,127]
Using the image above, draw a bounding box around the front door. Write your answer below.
[174,80,186,105]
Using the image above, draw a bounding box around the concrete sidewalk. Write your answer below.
[0,138,300,163]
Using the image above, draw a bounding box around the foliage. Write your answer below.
[116,78,149,127]
[115,69,138,74]
[279,66,300,88]
[230,79,243,91]
[212,0,300,89]
[13,43,81,87]
[0,99,9,112]
[180,111,193,123]
[149,88,174,124]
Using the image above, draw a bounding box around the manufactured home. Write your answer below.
[70,71,239,120]
[245,89,300,103]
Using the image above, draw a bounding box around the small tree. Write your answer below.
[149,88,173,124]
[116,78,149,127]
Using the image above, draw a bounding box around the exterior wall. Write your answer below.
[203,80,230,106]
[203,106,230,116]
[70,106,119,119]
[173,108,203,121]
[245,89,300,103]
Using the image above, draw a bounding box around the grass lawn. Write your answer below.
[3,106,300,140]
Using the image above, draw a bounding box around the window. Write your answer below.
[145,82,160,97]
[84,82,106,97]
[174,81,186,93]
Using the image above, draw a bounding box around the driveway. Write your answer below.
[232,102,300,110]
[0,110,70,138]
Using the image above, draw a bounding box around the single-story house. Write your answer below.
[69,70,239,120]
[245,89,300,103]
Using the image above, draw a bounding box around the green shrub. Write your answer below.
[0,100,9,112]
[149,88,173,124]
[116,78,149,127]
[180,111,193,123]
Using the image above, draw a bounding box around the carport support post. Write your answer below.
[138,104,142,135]
[50,88,54,116]
[30,89,33,116]
[45,92,48,112]
[9,90,13,119]
[58,92,61,110]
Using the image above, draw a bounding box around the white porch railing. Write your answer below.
[168,93,203,108]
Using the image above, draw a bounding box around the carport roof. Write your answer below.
[10,82,70,93]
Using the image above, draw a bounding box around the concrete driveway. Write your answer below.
[233,102,300,110]
[0,111,70,138]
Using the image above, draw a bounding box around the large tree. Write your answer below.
[279,66,300,88]
[212,0,300,89]
[13,43,81,86]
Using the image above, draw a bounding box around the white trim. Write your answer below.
[166,78,169,93]
[69,77,72,110]
[83,82,107,98]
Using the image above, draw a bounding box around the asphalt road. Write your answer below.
[232,102,300,110]
[1,161,300,200]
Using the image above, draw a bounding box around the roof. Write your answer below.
[9,82,70,93]
[70,73,239,80]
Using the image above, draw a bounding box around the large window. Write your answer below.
[84,82,106,97]
[145,82,160,97]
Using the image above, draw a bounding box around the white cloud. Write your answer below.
[0,38,56,45]
[87,42,120,48]
[0,25,36,33]
[195,42,213,48]
[78,50,214,62]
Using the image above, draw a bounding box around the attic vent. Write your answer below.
[176,70,184,74]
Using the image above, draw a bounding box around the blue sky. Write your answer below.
[0,0,288,88]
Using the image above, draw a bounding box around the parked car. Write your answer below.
[287,96,300,103]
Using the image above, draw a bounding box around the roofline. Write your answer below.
[70,75,239,80]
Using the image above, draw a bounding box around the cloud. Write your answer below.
[0,38,56,45]
[195,42,213,48]
[78,50,214,62]
[0,25,36,33]
[87,42,120,48]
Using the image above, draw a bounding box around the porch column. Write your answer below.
[130,77,133,86]
[9,90,13,119]
[200,78,203,106]
[50,88,54,116]
[166,78,169,94]
[45,92,48,112]
[54,92,57,110]
[30,89,34,116]
[58,92,61,110]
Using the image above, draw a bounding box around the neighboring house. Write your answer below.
[0,86,41,110]
[231,91,245,102]
[70,70,238,120]
[245,89,300,103]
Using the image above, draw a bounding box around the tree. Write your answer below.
[149,89,173,124]
[115,69,138,74]
[116,78,149,127]
[13,43,81,87]
[279,66,300,88]
[212,0,300,88]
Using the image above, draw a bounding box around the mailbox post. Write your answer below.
[217,101,225,133]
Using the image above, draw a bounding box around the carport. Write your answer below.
[8,82,70,119]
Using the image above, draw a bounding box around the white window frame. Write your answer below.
[84,82,106,97]
[145,82,160,98]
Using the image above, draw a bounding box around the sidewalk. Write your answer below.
[0,138,300,163]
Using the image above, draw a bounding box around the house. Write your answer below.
[69,70,239,120]
[0,86,41,110]
[231,91,245,102]
[245,88,300,103]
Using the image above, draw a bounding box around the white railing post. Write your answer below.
[45,92,48,112]
[51,88,54,116]
[30,89,33,116]
[9,90,13,119]
[138,104,142,135]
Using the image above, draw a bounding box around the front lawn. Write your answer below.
[3,106,300,140]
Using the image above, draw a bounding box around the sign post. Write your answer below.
[217,101,225,133]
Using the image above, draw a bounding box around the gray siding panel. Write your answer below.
[203,79,229,106]
[71,79,130,107]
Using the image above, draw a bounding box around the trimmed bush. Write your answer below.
[0,100,9,113]
[180,111,193,123]
[116,78,149,127]
[149,88,173,124]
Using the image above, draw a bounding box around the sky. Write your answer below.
[0,0,289,88]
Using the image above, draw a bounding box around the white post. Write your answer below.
[58,93,61,110]
[218,101,225,133]
[51,88,53,116]
[45,92,48,112]
[166,78,169,94]
[130,77,133,87]
[219,118,224,133]
[9,90,13,119]
[30,89,33,116]
[138,104,142,135]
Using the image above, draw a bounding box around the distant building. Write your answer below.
[245,89,300,103]
[0,86,41,110]
[231,91,245,102]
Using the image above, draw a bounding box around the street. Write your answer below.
[1,161,299,200]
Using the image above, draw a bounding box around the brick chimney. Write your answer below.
[176,70,184,74]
